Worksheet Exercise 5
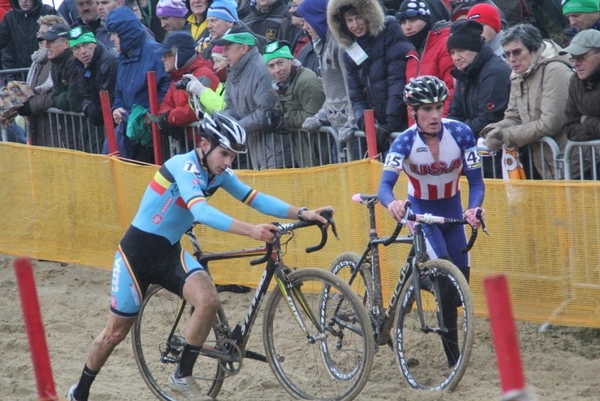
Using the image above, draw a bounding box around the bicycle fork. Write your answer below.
[274,266,326,344]
[411,224,449,336]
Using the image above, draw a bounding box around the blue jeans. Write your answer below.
[3,121,27,144]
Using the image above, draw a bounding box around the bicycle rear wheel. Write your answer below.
[329,252,372,309]
[393,259,474,391]
[262,268,374,401]
[132,285,224,400]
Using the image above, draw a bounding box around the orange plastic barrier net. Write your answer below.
[1,142,599,328]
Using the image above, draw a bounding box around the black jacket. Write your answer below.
[0,0,58,69]
[51,48,82,112]
[447,44,512,136]
[76,43,119,126]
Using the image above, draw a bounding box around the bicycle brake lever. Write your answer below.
[475,208,489,235]
[319,209,339,240]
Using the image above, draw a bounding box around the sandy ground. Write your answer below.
[2,254,600,401]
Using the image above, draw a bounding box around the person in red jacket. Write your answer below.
[156,30,220,138]
[397,0,455,126]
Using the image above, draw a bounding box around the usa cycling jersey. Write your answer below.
[379,119,484,209]
[131,149,292,244]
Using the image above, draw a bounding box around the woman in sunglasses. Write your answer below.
[479,23,574,179]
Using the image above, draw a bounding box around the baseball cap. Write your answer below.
[213,32,256,46]
[38,23,70,42]
[559,29,600,55]
[69,26,97,48]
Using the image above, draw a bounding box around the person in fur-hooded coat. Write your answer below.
[327,0,414,152]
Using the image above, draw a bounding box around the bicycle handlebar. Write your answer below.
[249,209,336,266]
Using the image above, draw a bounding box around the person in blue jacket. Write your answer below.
[104,6,171,163]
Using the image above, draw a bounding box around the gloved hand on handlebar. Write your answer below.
[387,199,407,222]
[463,207,485,229]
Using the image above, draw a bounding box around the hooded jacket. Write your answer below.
[482,40,573,179]
[0,0,58,69]
[106,7,170,112]
[405,21,454,125]
[242,0,298,42]
[75,43,119,126]
[447,43,512,136]
[158,55,220,126]
[328,0,414,131]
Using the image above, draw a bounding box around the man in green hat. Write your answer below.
[562,0,600,39]
[263,40,326,167]
[212,32,293,170]
[69,26,118,132]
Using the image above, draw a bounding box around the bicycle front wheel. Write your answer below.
[329,252,372,309]
[132,285,224,400]
[262,268,374,401]
[393,259,474,391]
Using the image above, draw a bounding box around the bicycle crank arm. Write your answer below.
[199,346,239,363]
[244,349,267,363]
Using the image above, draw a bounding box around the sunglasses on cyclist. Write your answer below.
[503,48,524,59]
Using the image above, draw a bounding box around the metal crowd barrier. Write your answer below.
[33,108,105,154]
[562,140,600,180]
[0,67,29,84]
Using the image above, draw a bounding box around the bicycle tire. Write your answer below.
[132,285,225,400]
[262,268,375,401]
[329,252,372,310]
[393,259,474,391]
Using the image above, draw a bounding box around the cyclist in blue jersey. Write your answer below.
[377,76,485,369]
[67,112,332,401]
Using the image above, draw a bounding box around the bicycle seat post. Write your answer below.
[367,199,378,239]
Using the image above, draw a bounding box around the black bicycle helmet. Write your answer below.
[202,112,247,154]
[403,76,449,107]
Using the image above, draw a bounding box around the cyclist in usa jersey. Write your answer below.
[377,76,485,369]
[67,112,333,401]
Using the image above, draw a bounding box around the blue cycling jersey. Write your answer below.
[131,149,292,244]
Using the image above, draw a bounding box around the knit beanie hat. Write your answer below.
[562,0,600,15]
[263,41,294,64]
[397,0,432,23]
[447,19,484,52]
[211,45,226,60]
[156,31,197,69]
[156,0,188,18]
[207,0,238,22]
[467,3,501,33]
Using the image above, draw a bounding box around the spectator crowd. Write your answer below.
[0,0,599,178]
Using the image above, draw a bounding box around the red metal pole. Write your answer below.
[364,109,378,158]
[147,71,163,165]
[13,257,58,401]
[99,90,118,156]
[484,274,527,398]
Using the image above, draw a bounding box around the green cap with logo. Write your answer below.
[263,41,294,64]
[212,32,256,47]
[562,0,600,14]
[69,26,97,48]
[559,29,600,55]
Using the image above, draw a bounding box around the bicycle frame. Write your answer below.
[163,219,333,370]
[344,195,480,346]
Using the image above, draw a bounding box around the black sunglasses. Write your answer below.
[503,48,524,59]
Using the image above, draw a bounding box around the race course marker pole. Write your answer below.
[484,274,536,401]
[14,257,59,401]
